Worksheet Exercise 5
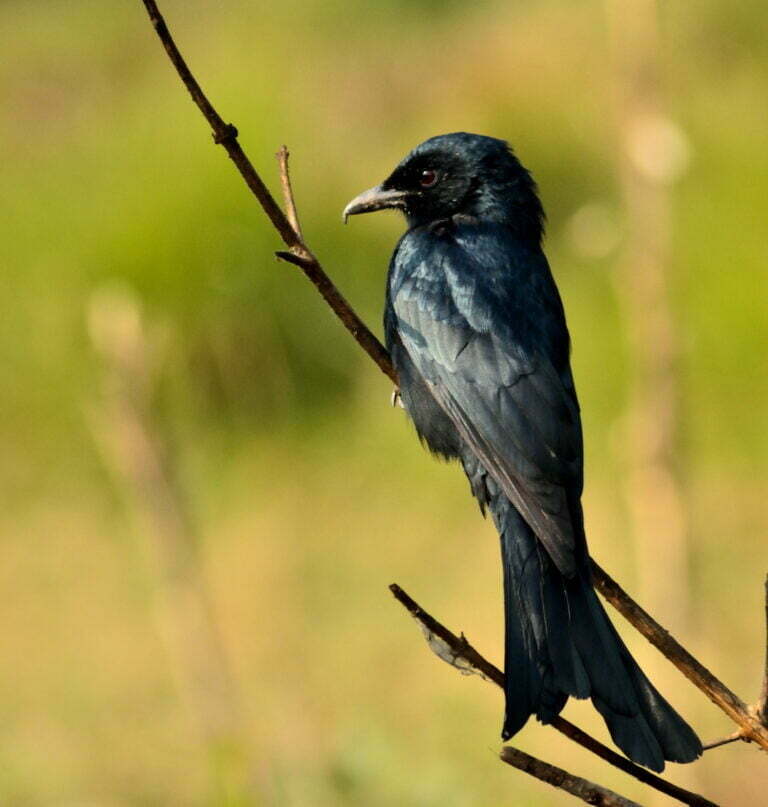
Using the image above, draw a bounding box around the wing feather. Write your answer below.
[391,236,583,577]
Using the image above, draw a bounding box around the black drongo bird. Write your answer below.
[343,132,701,771]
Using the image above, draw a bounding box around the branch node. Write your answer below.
[213,123,239,145]
[275,250,311,269]
[591,559,768,750]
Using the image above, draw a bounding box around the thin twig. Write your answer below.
[139,0,397,385]
[276,145,303,239]
[139,0,295,246]
[702,730,746,752]
[591,561,768,750]
[390,584,719,807]
[500,747,642,807]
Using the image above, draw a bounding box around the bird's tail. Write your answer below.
[494,496,702,772]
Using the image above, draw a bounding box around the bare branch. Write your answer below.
[139,0,295,245]
[390,584,719,807]
[390,584,504,685]
[591,561,768,750]
[702,730,746,752]
[276,145,303,239]
[500,747,642,807]
[139,0,397,385]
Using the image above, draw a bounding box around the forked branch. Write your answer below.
[389,584,719,807]
[592,562,768,750]
[140,0,396,384]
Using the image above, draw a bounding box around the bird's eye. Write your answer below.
[419,169,438,188]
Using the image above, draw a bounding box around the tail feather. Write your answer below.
[617,642,703,764]
[539,546,590,700]
[495,496,702,771]
[499,511,542,738]
[497,501,589,734]
[566,577,635,712]
[592,694,666,771]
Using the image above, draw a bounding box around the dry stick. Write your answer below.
[140,0,396,385]
[701,731,745,752]
[138,0,768,768]
[140,0,293,245]
[592,561,768,750]
[276,146,303,239]
[702,578,768,750]
[390,584,719,807]
[500,747,642,807]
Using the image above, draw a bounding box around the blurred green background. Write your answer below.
[2,0,767,804]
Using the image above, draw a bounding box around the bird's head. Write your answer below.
[343,132,544,243]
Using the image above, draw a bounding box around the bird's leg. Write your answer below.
[391,388,403,408]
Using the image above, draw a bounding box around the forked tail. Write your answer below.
[495,496,701,772]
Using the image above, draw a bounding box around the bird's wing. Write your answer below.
[391,239,583,577]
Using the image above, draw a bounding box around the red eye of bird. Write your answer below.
[419,169,438,188]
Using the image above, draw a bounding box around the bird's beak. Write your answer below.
[342,185,410,223]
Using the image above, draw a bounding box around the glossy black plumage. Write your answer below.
[344,132,701,771]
